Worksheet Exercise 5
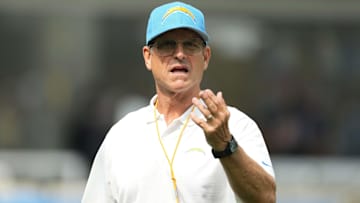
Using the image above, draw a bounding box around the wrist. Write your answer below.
[211,135,238,159]
[212,141,228,152]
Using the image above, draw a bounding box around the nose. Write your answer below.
[173,42,186,59]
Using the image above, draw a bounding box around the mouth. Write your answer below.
[170,66,189,73]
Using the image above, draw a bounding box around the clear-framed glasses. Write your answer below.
[149,38,206,57]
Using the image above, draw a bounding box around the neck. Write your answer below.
[155,89,199,124]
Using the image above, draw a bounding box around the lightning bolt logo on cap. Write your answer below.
[162,6,196,24]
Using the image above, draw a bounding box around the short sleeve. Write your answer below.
[228,107,275,178]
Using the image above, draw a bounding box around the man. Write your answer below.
[82,1,276,203]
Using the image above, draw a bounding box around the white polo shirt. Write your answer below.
[82,96,275,203]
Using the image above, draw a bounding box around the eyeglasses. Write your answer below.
[149,38,206,57]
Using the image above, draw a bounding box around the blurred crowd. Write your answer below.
[256,24,360,156]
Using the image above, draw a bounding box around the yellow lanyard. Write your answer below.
[154,100,195,203]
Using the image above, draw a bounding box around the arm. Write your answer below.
[191,89,276,203]
[220,145,276,202]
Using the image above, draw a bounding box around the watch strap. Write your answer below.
[211,135,238,159]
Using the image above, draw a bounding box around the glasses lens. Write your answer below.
[152,38,205,56]
[183,39,204,54]
[155,40,176,56]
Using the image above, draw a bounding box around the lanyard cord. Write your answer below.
[154,100,195,203]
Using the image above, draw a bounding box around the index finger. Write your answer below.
[200,89,218,113]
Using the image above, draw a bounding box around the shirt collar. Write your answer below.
[144,95,158,124]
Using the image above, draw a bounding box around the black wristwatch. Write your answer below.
[211,135,238,159]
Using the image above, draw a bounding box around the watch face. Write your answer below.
[229,139,238,152]
[212,136,238,158]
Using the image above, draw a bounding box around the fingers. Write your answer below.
[190,111,207,129]
[192,90,214,121]
[200,89,227,114]
[191,96,212,124]
[191,89,228,122]
[216,91,227,108]
[191,89,232,146]
[200,89,218,114]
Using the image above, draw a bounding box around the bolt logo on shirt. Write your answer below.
[162,6,196,24]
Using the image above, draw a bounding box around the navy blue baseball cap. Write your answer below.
[146,1,209,45]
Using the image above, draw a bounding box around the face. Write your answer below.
[143,29,211,95]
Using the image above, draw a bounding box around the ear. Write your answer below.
[203,46,211,71]
[143,46,152,71]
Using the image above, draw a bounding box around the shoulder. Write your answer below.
[227,105,262,138]
[117,105,151,123]
[228,106,275,177]
[100,105,150,143]
[111,105,151,132]
[227,105,257,125]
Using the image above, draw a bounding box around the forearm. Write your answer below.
[190,90,276,201]
[220,146,276,203]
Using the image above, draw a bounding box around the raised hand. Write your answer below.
[191,89,232,151]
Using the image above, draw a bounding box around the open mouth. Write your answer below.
[170,67,189,73]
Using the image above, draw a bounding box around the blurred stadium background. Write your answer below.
[0,0,359,202]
